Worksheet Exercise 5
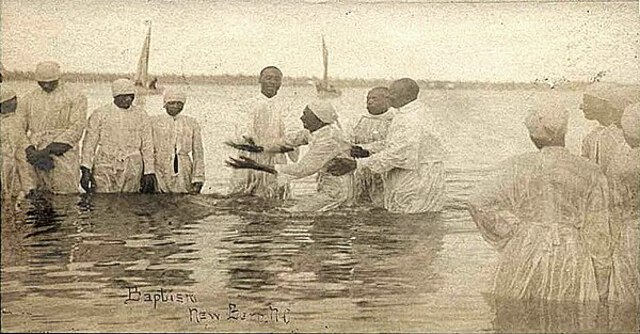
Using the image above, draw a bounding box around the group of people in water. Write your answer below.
[0,61,638,307]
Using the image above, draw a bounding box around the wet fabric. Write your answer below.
[351,111,394,207]
[81,104,154,193]
[582,124,627,171]
[19,83,87,193]
[1,105,34,199]
[468,147,611,302]
[604,140,640,305]
[229,93,301,200]
[275,124,353,212]
[357,100,446,213]
[151,114,205,193]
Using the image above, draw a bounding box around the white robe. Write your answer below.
[81,104,155,193]
[351,111,394,207]
[1,108,33,199]
[468,147,611,302]
[229,93,301,200]
[19,84,87,193]
[357,100,446,213]
[151,114,205,193]
[275,124,353,212]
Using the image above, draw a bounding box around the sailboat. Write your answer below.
[134,21,160,94]
[315,36,341,98]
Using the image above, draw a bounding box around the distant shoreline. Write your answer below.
[3,70,597,91]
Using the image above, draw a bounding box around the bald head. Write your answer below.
[367,87,391,115]
[389,78,419,108]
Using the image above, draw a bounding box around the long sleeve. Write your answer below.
[80,110,102,169]
[275,131,338,179]
[467,162,520,249]
[358,118,417,174]
[140,114,155,175]
[191,120,205,183]
[53,93,88,146]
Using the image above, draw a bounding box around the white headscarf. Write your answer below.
[163,89,187,104]
[525,106,569,142]
[35,61,61,82]
[307,100,338,124]
[111,79,135,97]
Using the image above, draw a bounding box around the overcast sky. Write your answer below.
[1,0,638,83]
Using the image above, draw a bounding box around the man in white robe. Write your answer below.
[80,79,156,193]
[351,78,446,214]
[151,89,205,194]
[351,87,394,207]
[19,61,87,193]
[468,106,612,303]
[229,66,300,200]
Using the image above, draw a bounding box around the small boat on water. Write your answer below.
[316,36,341,99]
[134,20,161,95]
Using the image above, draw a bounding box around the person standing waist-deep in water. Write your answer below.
[228,66,302,200]
[80,79,157,193]
[1,90,34,201]
[350,78,446,214]
[605,102,640,306]
[468,105,612,303]
[351,87,394,208]
[151,89,205,194]
[226,100,356,212]
[19,61,87,194]
[580,82,639,171]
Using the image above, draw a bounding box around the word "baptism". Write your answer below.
[124,287,198,309]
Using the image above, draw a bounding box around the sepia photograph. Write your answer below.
[1,0,638,332]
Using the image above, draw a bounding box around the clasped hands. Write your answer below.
[225,156,356,177]
[25,142,73,171]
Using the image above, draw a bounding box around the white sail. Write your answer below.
[135,22,151,87]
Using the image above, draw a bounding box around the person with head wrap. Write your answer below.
[467,105,612,303]
[350,87,395,207]
[226,100,355,212]
[80,79,156,193]
[351,78,446,214]
[1,89,35,200]
[150,89,205,194]
[603,103,640,305]
[227,66,304,201]
[17,61,87,193]
[580,82,639,171]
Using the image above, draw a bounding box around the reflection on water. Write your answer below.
[2,192,637,332]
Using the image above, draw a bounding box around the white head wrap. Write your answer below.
[0,89,16,103]
[585,82,640,112]
[525,106,569,142]
[621,103,640,147]
[111,79,135,97]
[163,89,187,104]
[35,61,61,82]
[307,100,338,124]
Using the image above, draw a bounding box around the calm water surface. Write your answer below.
[1,83,637,332]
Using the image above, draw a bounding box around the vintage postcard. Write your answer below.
[1,0,638,332]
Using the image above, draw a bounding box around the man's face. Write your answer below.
[165,101,184,116]
[300,107,323,131]
[0,97,18,115]
[367,90,390,115]
[259,69,282,98]
[113,94,135,109]
[580,94,610,122]
[38,80,59,93]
